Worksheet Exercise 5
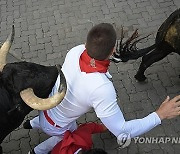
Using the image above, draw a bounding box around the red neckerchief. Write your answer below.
[79,49,110,73]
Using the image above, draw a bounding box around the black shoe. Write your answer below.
[23,120,32,129]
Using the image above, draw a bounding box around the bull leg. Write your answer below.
[135,47,171,81]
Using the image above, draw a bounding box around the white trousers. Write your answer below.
[30,111,77,154]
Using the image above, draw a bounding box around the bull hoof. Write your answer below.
[134,74,147,82]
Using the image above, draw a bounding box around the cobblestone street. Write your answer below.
[0,0,180,153]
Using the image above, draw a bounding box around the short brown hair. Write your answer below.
[86,23,116,60]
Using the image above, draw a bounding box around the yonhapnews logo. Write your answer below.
[117,134,180,149]
[117,133,131,148]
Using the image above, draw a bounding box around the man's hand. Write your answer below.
[156,95,180,120]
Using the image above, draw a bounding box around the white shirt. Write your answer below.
[48,44,161,138]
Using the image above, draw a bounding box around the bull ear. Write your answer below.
[20,70,67,110]
[0,25,15,71]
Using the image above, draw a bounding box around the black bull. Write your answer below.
[112,8,180,81]
[0,62,59,153]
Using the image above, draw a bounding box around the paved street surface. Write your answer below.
[0,0,180,153]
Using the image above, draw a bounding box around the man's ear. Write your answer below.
[106,47,115,60]
[109,47,115,56]
[112,47,115,54]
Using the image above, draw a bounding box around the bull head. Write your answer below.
[0,26,67,110]
[111,27,155,63]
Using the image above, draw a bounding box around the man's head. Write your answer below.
[86,23,117,61]
[81,148,108,154]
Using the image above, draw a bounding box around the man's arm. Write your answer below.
[92,83,180,138]
[156,95,180,120]
[100,95,180,138]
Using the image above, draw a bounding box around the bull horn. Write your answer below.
[0,25,15,71]
[20,70,67,110]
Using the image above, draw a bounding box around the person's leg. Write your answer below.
[28,110,78,153]
[30,116,41,129]
[38,111,78,136]
[33,120,78,154]
[34,136,62,154]
[23,116,41,129]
